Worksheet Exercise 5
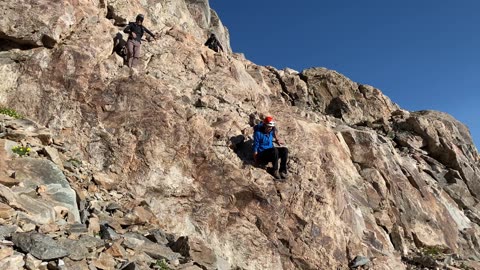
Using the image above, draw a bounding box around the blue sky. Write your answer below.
[210,1,480,147]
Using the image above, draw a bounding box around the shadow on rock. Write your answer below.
[230,135,254,165]
[230,135,277,178]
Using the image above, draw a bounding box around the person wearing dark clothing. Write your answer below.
[204,33,224,53]
[123,14,155,68]
[253,116,289,180]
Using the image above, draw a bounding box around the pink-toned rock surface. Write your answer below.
[0,1,479,269]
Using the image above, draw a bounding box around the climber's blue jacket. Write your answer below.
[253,122,276,154]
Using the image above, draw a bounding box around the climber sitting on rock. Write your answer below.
[204,33,224,53]
[253,116,289,180]
[123,14,156,69]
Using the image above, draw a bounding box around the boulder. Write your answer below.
[300,68,399,124]
[8,158,80,223]
[12,232,69,260]
[170,236,216,270]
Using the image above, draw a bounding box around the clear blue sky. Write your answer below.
[210,1,480,147]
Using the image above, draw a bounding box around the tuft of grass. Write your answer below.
[12,145,31,156]
[154,259,171,270]
[0,107,22,119]
[421,245,445,256]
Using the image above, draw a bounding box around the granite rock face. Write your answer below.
[0,1,479,269]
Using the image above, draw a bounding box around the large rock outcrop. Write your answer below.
[0,0,479,269]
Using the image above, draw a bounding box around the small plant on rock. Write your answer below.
[154,259,172,270]
[12,145,31,156]
[421,245,447,257]
[67,158,82,167]
[0,107,22,119]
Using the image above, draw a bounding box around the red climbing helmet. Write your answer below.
[263,116,275,127]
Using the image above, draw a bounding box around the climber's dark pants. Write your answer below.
[257,147,288,173]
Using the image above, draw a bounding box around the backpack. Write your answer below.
[206,38,219,52]
[119,45,128,58]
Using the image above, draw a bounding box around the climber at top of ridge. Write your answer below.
[123,14,156,69]
[204,33,224,53]
[253,116,289,180]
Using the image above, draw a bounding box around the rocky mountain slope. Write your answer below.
[1,0,480,269]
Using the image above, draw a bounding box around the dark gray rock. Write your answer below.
[145,229,175,245]
[106,202,121,212]
[123,232,180,262]
[143,243,181,262]
[78,235,105,249]
[0,225,17,240]
[119,262,137,270]
[349,255,370,268]
[100,223,119,240]
[12,232,69,260]
[58,238,90,261]
[66,223,88,234]
[79,209,88,225]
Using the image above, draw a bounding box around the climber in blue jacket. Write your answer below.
[253,116,289,180]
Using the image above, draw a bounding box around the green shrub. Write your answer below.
[12,146,31,156]
[0,107,22,119]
